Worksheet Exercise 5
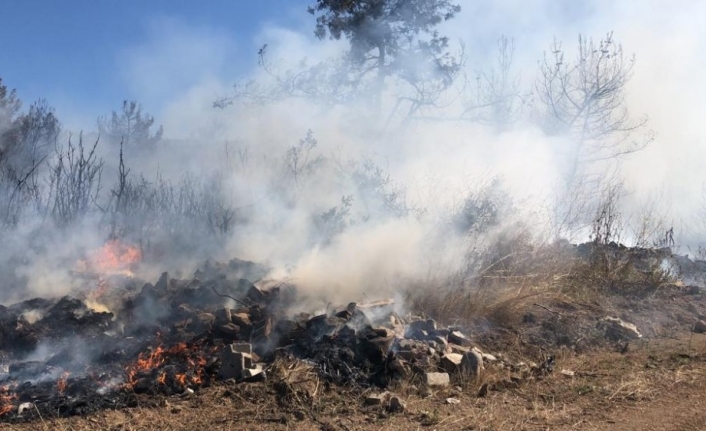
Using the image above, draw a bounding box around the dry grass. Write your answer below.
[4,240,706,430]
[4,336,706,430]
[406,239,579,328]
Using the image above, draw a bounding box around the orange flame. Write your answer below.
[0,386,16,417]
[80,240,142,275]
[136,346,166,371]
[123,343,209,389]
[191,373,203,385]
[175,374,187,386]
[57,371,70,394]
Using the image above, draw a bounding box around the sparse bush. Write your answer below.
[315,195,353,244]
[0,80,60,227]
[98,100,163,152]
[590,181,624,246]
[284,130,326,186]
[346,157,410,220]
[47,133,103,227]
[452,177,510,235]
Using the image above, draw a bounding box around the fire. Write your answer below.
[0,386,16,417]
[124,342,209,389]
[57,371,70,394]
[136,345,166,370]
[175,374,187,386]
[78,240,142,275]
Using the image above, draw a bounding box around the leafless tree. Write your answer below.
[48,133,103,226]
[590,180,624,245]
[98,100,163,151]
[217,0,464,130]
[0,80,60,227]
[536,32,652,178]
[284,130,326,186]
[462,36,529,128]
[537,33,653,239]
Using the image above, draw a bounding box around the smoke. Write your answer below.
[1,0,704,307]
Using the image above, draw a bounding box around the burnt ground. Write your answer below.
[3,336,705,431]
[2,281,706,431]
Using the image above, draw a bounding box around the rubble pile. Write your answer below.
[0,258,521,423]
[8,241,686,423]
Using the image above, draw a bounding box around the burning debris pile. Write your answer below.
[7,239,702,424]
[0,253,534,423]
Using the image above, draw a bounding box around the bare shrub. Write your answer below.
[626,191,673,248]
[47,133,103,227]
[590,180,624,246]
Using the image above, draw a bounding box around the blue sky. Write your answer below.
[0,0,310,128]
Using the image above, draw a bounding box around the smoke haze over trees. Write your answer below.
[0,0,703,305]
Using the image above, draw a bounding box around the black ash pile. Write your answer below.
[0,257,516,423]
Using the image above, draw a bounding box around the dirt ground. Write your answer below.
[3,270,706,431]
[2,332,705,430]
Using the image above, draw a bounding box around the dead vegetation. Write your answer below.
[2,334,705,431]
[0,238,702,430]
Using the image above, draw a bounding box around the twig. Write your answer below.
[32,403,46,429]
[211,285,249,307]
[576,371,611,377]
[533,303,562,317]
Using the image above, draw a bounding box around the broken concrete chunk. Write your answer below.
[693,320,706,334]
[306,315,346,339]
[395,339,426,361]
[188,312,215,333]
[231,313,252,330]
[409,319,437,333]
[369,327,395,338]
[359,328,396,365]
[170,405,183,414]
[425,372,450,387]
[397,339,421,350]
[388,396,406,412]
[387,357,410,380]
[252,316,273,342]
[481,353,497,363]
[219,343,254,379]
[215,308,232,325]
[365,393,385,405]
[242,353,253,369]
[155,272,169,292]
[430,335,448,351]
[230,343,253,355]
[448,331,472,346]
[246,285,267,303]
[430,328,450,338]
[379,314,405,336]
[218,323,240,338]
[461,351,483,376]
[357,299,395,311]
[440,353,463,373]
[449,344,470,354]
[405,327,429,340]
[599,317,642,340]
[17,402,33,415]
[241,364,263,379]
[333,302,358,320]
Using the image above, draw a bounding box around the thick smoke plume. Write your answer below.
[0,0,704,308]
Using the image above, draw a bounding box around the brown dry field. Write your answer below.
[3,313,706,429]
[3,335,706,430]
